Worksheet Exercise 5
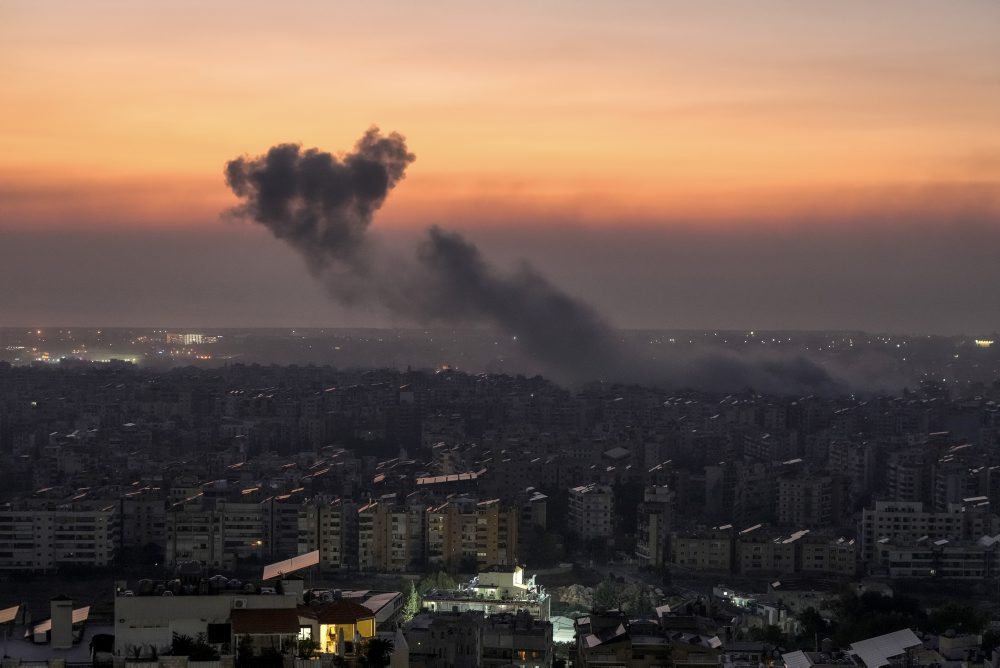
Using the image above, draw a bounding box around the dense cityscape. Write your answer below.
[2,328,1000,666]
[4,0,999,666]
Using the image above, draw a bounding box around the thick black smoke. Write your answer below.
[225,128,844,393]
[407,227,628,376]
[225,128,414,304]
[225,128,412,265]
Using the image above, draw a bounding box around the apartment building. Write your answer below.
[165,499,266,568]
[474,499,519,569]
[672,526,856,576]
[120,487,167,549]
[776,475,843,528]
[0,500,118,571]
[635,485,674,568]
[298,497,357,571]
[568,484,613,541]
[881,538,1000,579]
[859,500,969,562]
[427,497,479,568]
[671,528,735,572]
[357,496,426,572]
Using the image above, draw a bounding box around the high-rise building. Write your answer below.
[635,485,674,568]
[568,484,613,541]
[299,497,357,571]
[357,496,426,572]
[120,487,167,550]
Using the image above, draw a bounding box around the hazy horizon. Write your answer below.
[1,220,998,336]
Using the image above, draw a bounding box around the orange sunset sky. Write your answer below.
[1,1,999,332]
[3,0,999,229]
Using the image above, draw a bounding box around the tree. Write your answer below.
[750,624,787,646]
[417,570,457,594]
[402,580,421,622]
[171,633,219,661]
[629,584,655,617]
[983,629,1000,657]
[297,638,321,659]
[926,602,988,635]
[360,638,394,668]
[593,575,655,616]
[236,635,255,668]
[831,592,925,647]
[797,607,827,646]
[593,575,630,611]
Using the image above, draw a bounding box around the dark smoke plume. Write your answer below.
[225,128,844,393]
[225,128,414,304]
[225,128,412,267]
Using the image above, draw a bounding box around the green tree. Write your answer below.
[593,576,656,615]
[629,584,655,617]
[593,575,630,611]
[402,580,421,622]
[417,570,457,594]
[297,638,321,659]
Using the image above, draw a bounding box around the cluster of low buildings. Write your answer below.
[0,562,555,668]
[3,560,1000,668]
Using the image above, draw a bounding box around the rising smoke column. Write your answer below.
[225,127,625,380]
[410,226,628,377]
[225,127,413,269]
[225,127,843,392]
[225,128,415,305]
